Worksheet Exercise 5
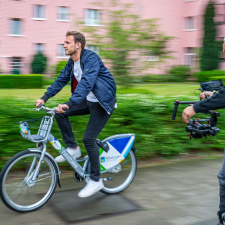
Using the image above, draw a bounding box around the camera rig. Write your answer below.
[171,79,223,139]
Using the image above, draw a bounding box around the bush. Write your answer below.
[168,65,191,82]
[1,90,225,169]
[194,70,225,82]
[142,74,190,83]
[31,53,47,74]
[0,74,43,89]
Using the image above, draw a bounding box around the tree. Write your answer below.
[76,0,172,86]
[200,0,220,71]
[31,53,47,74]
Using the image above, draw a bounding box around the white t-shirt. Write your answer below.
[74,60,98,102]
[224,37,225,41]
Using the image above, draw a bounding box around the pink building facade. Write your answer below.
[0,0,225,74]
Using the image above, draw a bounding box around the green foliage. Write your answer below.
[31,53,47,74]
[142,74,183,83]
[169,65,191,81]
[55,61,68,78]
[0,74,43,89]
[200,1,220,71]
[77,0,172,87]
[194,70,225,82]
[1,86,225,169]
[141,66,191,83]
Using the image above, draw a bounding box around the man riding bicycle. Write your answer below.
[36,31,117,198]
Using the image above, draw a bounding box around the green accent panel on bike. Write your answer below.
[99,148,104,155]
[19,124,22,132]
[100,164,106,172]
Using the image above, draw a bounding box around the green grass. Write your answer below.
[0,83,200,98]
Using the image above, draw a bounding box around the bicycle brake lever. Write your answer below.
[33,108,41,111]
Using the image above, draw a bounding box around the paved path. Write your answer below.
[0,156,224,225]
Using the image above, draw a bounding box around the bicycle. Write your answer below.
[0,105,137,212]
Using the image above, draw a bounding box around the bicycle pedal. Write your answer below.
[103,177,112,181]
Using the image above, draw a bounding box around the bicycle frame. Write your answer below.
[20,106,136,186]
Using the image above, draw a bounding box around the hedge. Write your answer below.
[0,74,43,89]
[141,74,187,83]
[1,93,225,169]
[194,70,225,83]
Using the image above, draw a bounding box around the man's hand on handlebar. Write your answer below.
[182,105,196,123]
[199,91,214,100]
[36,99,45,107]
[56,104,69,113]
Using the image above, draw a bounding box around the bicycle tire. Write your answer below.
[100,149,137,194]
[0,150,57,212]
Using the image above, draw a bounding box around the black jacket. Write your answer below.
[194,86,225,113]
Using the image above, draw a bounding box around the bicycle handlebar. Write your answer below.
[34,105,68,115]
[34,105,56,114]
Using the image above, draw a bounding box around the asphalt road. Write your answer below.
[0,156,223,225]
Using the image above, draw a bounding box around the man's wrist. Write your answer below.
[65,100,74,108]
[41,94,50,103]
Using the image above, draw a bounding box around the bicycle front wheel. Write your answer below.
[0,150,57,212]
[100,149,137,194]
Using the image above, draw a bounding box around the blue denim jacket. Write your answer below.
[41,49,117,114]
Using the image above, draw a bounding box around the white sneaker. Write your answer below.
[55,147,81,163]
[78,179,104,198]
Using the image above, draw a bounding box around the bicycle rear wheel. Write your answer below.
[100,149,137,194]
[0,150,57,212]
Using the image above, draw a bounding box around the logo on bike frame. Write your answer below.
[100,157,105,162]
[101,155,120,163]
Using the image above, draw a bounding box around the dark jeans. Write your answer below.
[55,99,111,181]
[218,151,225,212]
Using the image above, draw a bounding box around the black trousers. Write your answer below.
[55,99,111,181]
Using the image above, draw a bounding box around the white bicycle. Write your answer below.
[0,105,137,212]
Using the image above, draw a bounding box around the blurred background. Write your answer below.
[1,0,225,166]
[1,1,225,224]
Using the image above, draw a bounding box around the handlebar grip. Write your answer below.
[39,104,45,108]
[62,108,68,112]
[171,100,179,120]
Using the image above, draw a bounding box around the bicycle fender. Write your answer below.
[28,148,61,188]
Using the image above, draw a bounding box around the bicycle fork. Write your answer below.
[24,144,48,187]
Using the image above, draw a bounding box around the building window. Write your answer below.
[10,57,23,74]
[183,47,196,68]
[146,54,159,62]
[10,19,22,35]
[34,43,43,53]
[57,44,66,57]
[87,45,99,55]
[33,5,45,19]
[185,17,195,30]
[85,9,100,26]
[57,6,69,21]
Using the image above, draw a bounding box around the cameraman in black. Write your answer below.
[182,88,225,225]
[183,38,225,225]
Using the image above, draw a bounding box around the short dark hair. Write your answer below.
[66,31,86,50]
